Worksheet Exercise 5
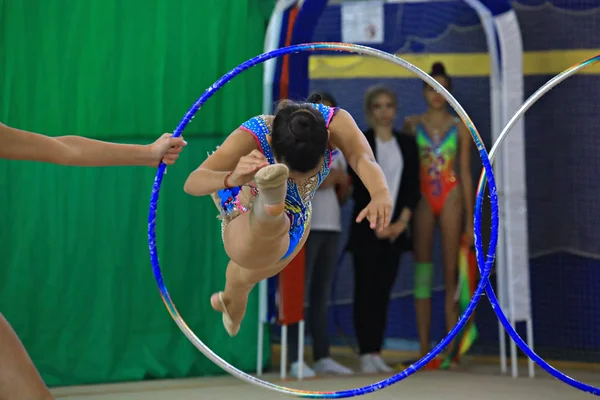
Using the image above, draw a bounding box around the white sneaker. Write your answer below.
[371,354,393,373]
[313,358,354,375]
[360,354,379,374]
[289,361,316,379]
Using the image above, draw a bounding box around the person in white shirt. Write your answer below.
[287,92,354,378]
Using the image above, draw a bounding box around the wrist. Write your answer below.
[224,171,237,188]
[370,187,391,198]
[142,144,157,167]
[394,219,407,229]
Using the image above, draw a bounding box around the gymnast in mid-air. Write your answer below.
[184,98,393,337]
[0,121,186,400]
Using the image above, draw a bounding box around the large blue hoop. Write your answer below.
[147,42,499,398]
[474,54,600,396]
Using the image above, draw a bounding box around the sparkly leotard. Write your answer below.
[415,118,459,216]
[215,103,338,260]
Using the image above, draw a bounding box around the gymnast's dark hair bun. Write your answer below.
[431,62,447,76]
[286,109,320,146]
[271,102,328,173]
[307,92,323,104]
[425,61,452,90]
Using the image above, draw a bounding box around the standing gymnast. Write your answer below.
[403,62,474,366]
[184,100,392,337]
[0,121,186,400]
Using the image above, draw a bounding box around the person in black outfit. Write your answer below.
[347,85,420,373]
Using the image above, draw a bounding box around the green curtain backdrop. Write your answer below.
[0,0,273,387]
[0,0,268,137]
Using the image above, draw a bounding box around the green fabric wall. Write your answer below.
[0,0,272,386]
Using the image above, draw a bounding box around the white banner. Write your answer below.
[341,0,384,44]
[495,9,531,322]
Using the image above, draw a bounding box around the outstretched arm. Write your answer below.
[184,129,263,196]
[0,122,186,167]
[328,109,392,230]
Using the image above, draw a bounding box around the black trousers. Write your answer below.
[287,231,340,363]
[352,241,403,355]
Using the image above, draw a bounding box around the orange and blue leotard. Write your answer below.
[217,103,338,260]
[415,120,459,216]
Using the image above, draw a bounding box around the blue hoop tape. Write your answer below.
[474,54,600,396]
[147,42,499,398]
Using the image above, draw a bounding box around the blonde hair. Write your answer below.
[363,85,397,127]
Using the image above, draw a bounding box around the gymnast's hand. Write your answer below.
[149,133,188,166]
[228,150,270,187]
[356,189,393,232]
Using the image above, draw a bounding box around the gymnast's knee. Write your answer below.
[414,262,434,299]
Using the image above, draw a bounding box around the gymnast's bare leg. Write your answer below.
[210,164,306,336]
[185,104,394,337]
[0,314,53,400]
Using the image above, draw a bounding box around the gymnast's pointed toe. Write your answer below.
[211,292,240,337]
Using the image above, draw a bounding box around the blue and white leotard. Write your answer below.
[216,103,338,260]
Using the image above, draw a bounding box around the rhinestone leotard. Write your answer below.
[216,103,338,260]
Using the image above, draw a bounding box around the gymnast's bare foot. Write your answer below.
[254,163,288,217]
[210,291,248,337]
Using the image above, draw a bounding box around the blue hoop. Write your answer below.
[474,54,600,396]
[147,42,499,398]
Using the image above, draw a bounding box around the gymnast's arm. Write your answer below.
[183,129,259,196]
[0,122,186,167]
[328,109,390,199]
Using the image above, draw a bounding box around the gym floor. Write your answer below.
[51,347,600,399]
